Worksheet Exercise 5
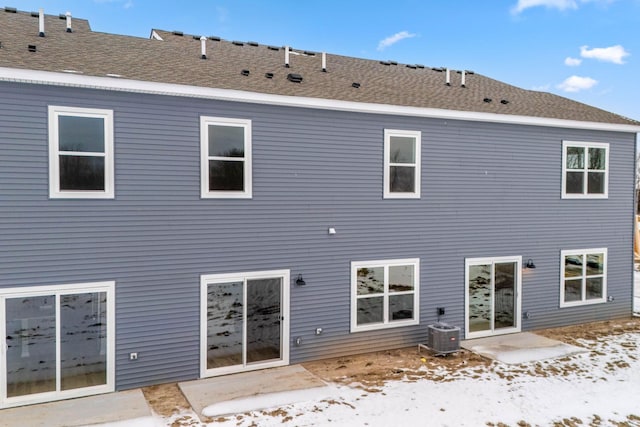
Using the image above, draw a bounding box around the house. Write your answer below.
[0,7,638,409]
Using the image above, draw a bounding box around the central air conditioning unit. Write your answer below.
[427,323,460,355]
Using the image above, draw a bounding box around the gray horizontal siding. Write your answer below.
[0,81,635,390]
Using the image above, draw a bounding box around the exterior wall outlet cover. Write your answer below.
[328,227,336,235]
[129,352,138,360]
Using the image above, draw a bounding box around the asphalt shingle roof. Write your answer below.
[0,8,637,126]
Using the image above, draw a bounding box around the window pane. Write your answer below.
[206,281,244,369]
[468,264,492,333]
[5,295,57,397]
[389,265,414,292]
[588,148,605,170]
[566,146,584,169]
[60,155,105,191]
[246,278,281,364]
[389,294,414,321]
[209,125,245,158]
[389,136,415,163]
[357,297,383,325]
[586,277,603,300]
[61,292,107,391]
[209,160,244,191]
[564,279,582,302]
[564,255,583,278]
[587,172,605,194]
[565,171,584,194]
[59,116,105,153]
[390,166,415,193]
[586,253,604,276]
[495,262,516,329]
[357,266,384,295]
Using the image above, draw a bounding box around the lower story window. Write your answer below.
[560,248,607,307]
[351,258,419,332]
[1,281,114,408]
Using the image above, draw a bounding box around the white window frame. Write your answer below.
[200,269,289,377]
[350,258,420,332]
[200,116,252,199]
[383,129,421,199]
[0,281,115,409]
[561,140,609,199]
[48,106,114,199]
[560,248,607,307]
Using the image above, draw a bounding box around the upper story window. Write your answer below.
[562,141,609,198]
[201,117,252,199]
[560,248,607,307]
[48,106,114,199]
[351,258,420,332]
[384,129,421,199]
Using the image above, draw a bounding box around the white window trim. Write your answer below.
[561,140,609,199]
[200,116,252,199]
[200,269,289,378]
[560,248,608,307]
[0,281,115,409]
[48,106,114,199]
[383,129,421,199]
[350,258,420,333]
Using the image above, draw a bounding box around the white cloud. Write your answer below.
[564,57,582,66]
[580,45,630,64]
[377,31,416,51]
[511,0,577,14]
[556,75,598,92]
[511,0,615,14]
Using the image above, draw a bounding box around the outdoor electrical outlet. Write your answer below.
[129,352,138,360]
[437,307,445,316]
[315,328,323,335]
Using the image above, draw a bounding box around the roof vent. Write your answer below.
[445,68,451,86]
[65,11,72,33]
[322,52,327,72]
[406,64,417,69]
[461,70,466,88]
[209,36,221,41]
[4,7,17,13]
[483,98,492,103]
[28,44,37,52]
[232,41,244,46]
[389,60,398,65]
[304,51,316,56]
[287,73,303,83]
[38,8,44,37]
[58,14,65,19]
[192,35,201,40]
[241,69,250,76]
[30,11,38,17]
[465,70,475,75]
[247,41,259,47]
[172,31,183,36]
[416,64,425,69]
[265,72,274,79]
[267,45,280,51]
[284,46,290,67]
[352,82,361,88]
[200,36,207,59]
[432,67,445,72]
[501,99,510,105]
[380,61,391,66]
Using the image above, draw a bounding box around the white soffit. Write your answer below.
[1,67,639,133]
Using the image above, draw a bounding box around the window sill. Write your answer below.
[351,318,419,333]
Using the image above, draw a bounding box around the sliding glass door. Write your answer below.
[201,270,289,377]
[1,282,114,408]
[465,257,521,339]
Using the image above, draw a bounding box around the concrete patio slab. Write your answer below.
[461,332,587,364]
[0,389,151,427]
[179,365,331,418]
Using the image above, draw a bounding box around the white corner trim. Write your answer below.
[2,67,640,133]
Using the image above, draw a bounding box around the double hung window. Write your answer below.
[384,129,421,198]
[562,141,608,198]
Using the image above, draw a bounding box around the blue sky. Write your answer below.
[13,0,640,121]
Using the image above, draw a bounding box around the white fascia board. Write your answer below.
[2,67,639,134]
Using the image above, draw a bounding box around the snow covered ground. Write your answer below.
[89,275,640,427]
